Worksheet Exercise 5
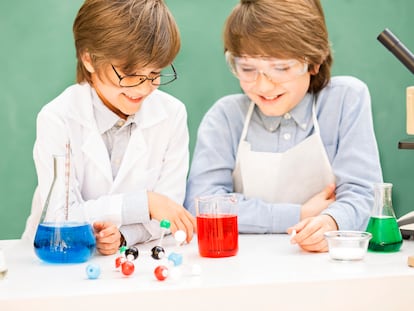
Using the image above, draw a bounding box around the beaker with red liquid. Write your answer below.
[195,194,238,258]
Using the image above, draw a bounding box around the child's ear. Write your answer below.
[310,64,321,75]
[81,52,95,73]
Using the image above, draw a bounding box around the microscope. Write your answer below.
[378,28,414,238]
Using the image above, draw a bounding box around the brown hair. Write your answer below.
[224,0,332,93]
[73,0,180,84]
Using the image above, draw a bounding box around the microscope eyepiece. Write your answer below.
[378,28,414,75]
[379,29,414,137]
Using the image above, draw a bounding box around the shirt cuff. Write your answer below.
[121,190,150,225]
[119,224,152,246]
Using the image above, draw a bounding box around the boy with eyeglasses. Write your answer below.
[22,0,196,255]
[185,0,382,252]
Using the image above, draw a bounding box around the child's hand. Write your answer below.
[93,221,122,255]
[288,214,338,252]
[147,192,197,243]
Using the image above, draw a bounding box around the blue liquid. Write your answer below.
[34,222,96,264]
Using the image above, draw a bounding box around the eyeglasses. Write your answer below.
[225,52,308,84]
[111,64,177,87]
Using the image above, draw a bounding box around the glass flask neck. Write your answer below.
[372,183,396,218]
[39,155,68,223]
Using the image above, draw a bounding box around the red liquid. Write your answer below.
[197,214,238,258]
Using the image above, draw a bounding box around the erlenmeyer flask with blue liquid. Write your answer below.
[34,146,96,263]
[366,182,402,252]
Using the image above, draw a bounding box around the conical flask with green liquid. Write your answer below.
[366,183,402,252]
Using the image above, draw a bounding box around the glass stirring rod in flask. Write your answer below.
[64,141,70,221]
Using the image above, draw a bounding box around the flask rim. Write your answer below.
[373,182,393,188]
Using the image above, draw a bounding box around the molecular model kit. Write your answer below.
[85,219,201,282]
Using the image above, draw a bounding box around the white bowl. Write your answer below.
[324,231,372,261]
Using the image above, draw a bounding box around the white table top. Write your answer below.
[1,234,414,311]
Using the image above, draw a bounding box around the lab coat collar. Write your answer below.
[64,84,169,186]
[92,90,136,134]
[112,90,169,188]
[67,84,168,130]
[134,89,168,129]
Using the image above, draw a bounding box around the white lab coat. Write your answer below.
[22,83,189,243]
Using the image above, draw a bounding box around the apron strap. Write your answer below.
[239,101,255,143]
[241,95,320,141]
[311,96,321,134]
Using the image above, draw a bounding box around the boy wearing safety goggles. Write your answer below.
[185,0,382,252]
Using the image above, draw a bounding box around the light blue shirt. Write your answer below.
[185,76,383,232]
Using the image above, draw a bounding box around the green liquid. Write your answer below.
[366,216,402,252]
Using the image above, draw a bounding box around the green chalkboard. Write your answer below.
[1,0,413,239]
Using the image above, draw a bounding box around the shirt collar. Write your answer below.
[92,89,137,134]
[256,93,314,132]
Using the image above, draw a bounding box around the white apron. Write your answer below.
[232,99,335,204]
